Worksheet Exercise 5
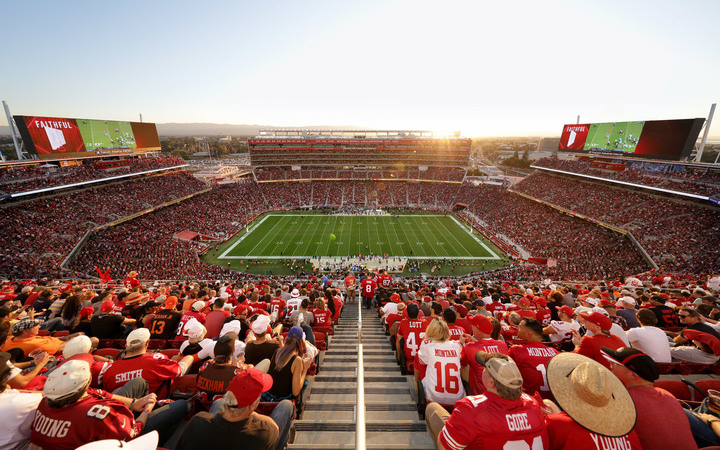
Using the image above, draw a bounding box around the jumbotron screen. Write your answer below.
[558,118,704,160]
[14,115,161,159]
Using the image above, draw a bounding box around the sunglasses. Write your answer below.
[678,314,690,318]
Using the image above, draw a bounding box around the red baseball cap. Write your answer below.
[390,293,401,303]
[227,368,273,408]
[100,301,115,312]
[558,305,575,317]
[469,314,493,335]
[534,297,547,307]
[580,312,612,331]
[518,297,531,307]
[79,306,94,318]
[234,304,248,316]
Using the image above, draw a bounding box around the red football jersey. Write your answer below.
[360,278,377,298]
[486,302,506,320]
[30,388,140,450]
[508,342,558,399]
[175,310,207,339]
[269,298,286,319]
[313,308,332,327]
[378,273,393,288]
[344,275,356,288]
[545,412,642,450]
[517,310,537,320]
[460,339,509,395]
[448,325,465,341]
[101,353,181,393]
[535,308,552,327]
[439,392,549,450]
[123,277,141,290]
[397,318,429,369]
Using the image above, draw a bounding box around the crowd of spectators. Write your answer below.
[0,155,186,195]
[1,270,719,448]
[513,171,720,276]
[533,157,720,197]
[0,172,207,280]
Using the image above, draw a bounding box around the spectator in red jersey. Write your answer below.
[572,312,625,369]
[360,273,377,310]
[516,297,537,320]
[427,352,548,450]
[123,271,142,291]
[396,303,429,373]
[508,318,558,399]
[344,272,357,304]
[312,298,333,332]
[460,314,508,395]
[30,359,188,450]
[542,352,642,450]
[604,347,698,450]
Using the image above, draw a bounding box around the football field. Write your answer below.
[77,119,136,150]
[218,214,501,260]
[585,121,645,152]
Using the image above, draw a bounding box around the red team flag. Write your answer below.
[95,267,112,283]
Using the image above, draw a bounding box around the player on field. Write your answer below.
[426,352,549,450]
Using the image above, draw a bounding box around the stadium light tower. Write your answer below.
[695,103,716,163]
[3,100,26,160]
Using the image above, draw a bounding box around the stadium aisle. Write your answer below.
[288,302,435,449]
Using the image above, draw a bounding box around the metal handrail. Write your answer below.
[356,297,366,450]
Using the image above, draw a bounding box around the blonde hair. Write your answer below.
[315,298,326,310]
[424,318,450,343]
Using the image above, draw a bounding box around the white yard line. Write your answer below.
[448,215,500,259]
[219,214,272,258]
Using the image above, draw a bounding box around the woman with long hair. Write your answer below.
[60,295,83,329]
[264,327,312,401]
[416,318,466,405]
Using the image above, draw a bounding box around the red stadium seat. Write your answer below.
[37,330,51,336]
[94,348,122,360]
[98,339,116,349]
[653,379,692,401]
[167,340,184,349]
[693,379,720,399]
[147,339,167,350]
[656,362,683,374]
[52,330,69,338]
[168,374,197,399]
[159,349,180,359]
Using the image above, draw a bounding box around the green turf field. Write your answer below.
[78,119,136,150]
[218,214,500,259]
[585,121,644,152]
[202,213,509,275]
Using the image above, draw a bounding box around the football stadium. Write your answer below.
[2,2,720,449]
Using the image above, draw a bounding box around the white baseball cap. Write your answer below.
[290,289,300,298]
[184,318,205,339]
[44,359,91,400]
[62,335,92,359]
[126,328,151,347]
[192,300,206,312]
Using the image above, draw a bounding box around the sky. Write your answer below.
[2,0,719,137]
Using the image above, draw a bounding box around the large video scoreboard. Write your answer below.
[559,118,704,160]
[14,115,161,159]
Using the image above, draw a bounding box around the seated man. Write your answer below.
[460,314,508,395]
[0,351,43,449]
[426,352,548,450]
[543,352,642,449]
[29,359,188,450]
[508,318,558,400]
[1,317,66,356]
[671,307,720,364]
[101,328,193,394]
[177,368,294,450]
[603,346,697,450]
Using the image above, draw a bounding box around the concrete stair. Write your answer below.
[288,302,435,449]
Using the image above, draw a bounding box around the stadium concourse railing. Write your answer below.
[507,189,659,271]
[530,164,715,203]
[5,165,189,199]
[59,188,212,274]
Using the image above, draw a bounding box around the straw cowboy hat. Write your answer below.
[546,352,636,437]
